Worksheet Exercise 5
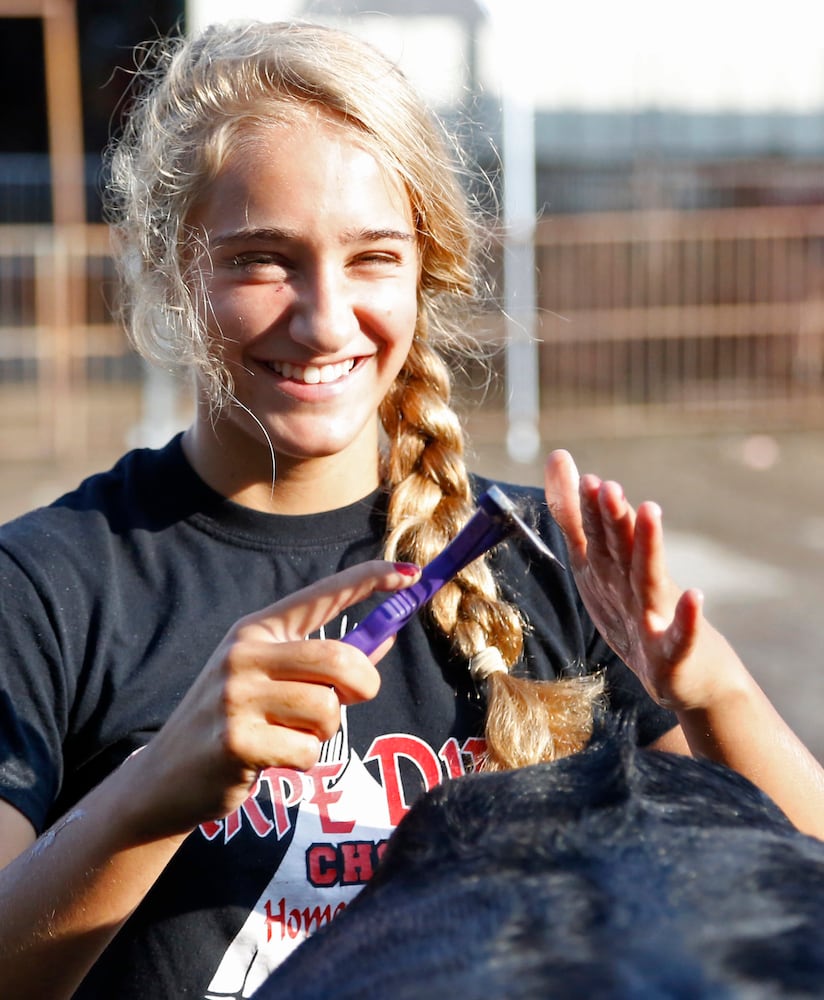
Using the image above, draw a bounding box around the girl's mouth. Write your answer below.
[264,358,357,385]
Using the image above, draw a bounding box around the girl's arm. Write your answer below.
[545,449,824,840]
[0,560,418,1000]
[0,787,187,999]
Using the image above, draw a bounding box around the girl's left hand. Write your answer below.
[544,449,735,712]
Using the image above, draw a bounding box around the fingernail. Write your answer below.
[394,562,420,576]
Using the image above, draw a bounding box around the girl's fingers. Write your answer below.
[628,500,662,606]
[246,637,381,705]
[544,450,588,561]
[631,501,679,620]
[238,676,343,743]
[240,560,420,645]
[664,588,704,664]
[254,727,325,775]
[579,473,609,559]
[596,480,636,570]
[235,725,323,771]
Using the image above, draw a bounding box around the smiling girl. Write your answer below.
[182,117,420,504]
[0,19,821,1000]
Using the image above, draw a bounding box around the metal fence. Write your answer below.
[0,223,145,460]
[3,206,824,461]
[529,205,824,435]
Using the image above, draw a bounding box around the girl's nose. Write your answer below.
[288,269,359,352]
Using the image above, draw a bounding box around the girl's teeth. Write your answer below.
[272,360,353,383]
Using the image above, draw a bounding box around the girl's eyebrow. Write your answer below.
[345,228,416,245]
[212,226,416,247]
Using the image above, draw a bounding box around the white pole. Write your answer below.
[129,362,181,448]
[501,78,540,462]
[484,0,541,463]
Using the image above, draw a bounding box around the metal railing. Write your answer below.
[530,205,824,434]
[0,223,142,459]
[3,207,824,460]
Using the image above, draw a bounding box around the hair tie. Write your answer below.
[469,647,508,681]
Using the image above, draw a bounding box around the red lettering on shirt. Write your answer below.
[308,762,354,834]
[306,843,339,887]
[264,896,348,942]
[306,839,389,888]
[197,775,276,843]
[439,737,465,777]
[340,840,379,885]
[438,736,487,776]
[364,734,442,826]
[261,768,306,838]
[461,737,487,771]
[197,734,488,845]
[223,780,274,841]
[199,818,223,841]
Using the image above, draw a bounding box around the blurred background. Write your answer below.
[2,0,824,761]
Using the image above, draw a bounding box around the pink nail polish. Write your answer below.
[394,562,419,576]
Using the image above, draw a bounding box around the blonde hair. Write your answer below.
[104,19,603,769]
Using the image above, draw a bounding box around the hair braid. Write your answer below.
[380,328,604,770]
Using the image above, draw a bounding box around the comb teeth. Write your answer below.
[479,486,563,567]
[479,484,516,519]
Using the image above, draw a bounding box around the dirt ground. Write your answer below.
[2,413,824,763]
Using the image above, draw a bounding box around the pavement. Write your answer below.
[2,418,824,763]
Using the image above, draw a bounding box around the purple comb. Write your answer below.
[342,485,562,656]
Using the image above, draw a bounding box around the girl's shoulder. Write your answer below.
[0,435,196,575]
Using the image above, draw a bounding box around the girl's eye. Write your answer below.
[353,251,401,268]
[232,253,285,267]
[228,253,292,280]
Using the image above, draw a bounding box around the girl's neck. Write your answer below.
[181,425,381,515]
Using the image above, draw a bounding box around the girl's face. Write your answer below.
[185,116,419,503]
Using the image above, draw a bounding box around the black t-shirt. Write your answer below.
[0,436,675,997]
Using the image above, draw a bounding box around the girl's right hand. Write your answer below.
[121,560,420,842]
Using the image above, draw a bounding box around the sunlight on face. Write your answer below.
[184,115,420,504]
